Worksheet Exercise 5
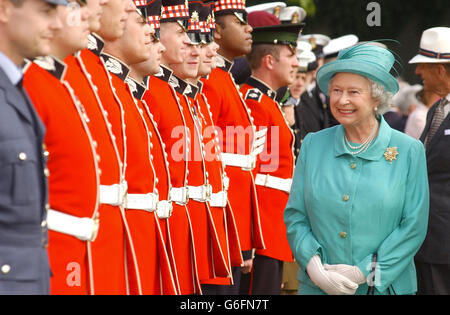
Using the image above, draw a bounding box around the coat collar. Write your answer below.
[216,54,233,73]
[152,64,173,83]
[169,73,197,97]
[33,56,66,81]
[246,76,277,100]
[125,77,147,100]
[0,51,22,85]
[334,116,392,161]
[87,33,105,56]
[100,53,130,82]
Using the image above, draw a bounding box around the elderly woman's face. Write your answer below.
[329,72,379,128]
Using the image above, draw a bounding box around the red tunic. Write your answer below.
[100,53,176,295]
[23,59,99,295]
[194,82,244,286]
[173,77,230,283]
[240,77,294,262]
[201,56,265,253]
[71,35,137,294]
[144,66,199,294]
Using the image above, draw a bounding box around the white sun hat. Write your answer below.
[409,27,450,64]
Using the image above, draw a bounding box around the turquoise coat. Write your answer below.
[284,117,429,295]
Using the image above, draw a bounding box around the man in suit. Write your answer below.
[0,0,65,294]
[410,26,450,295]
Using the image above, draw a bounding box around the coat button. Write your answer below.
[1,264,11,274]
[18,152,27,161]
[339,232,347,239]
[350,163,357,169]
[342,195,350,202]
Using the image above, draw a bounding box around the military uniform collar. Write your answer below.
[125,77,147,100]
[87,33,105,56]
[216,54,233,73]
[246,76,277,100]
[334,116,392,161]
[196,80,204,95]
[34,56,67,81]
[168,73,196,97]
[100,53,130,82]
[153,64,173,83]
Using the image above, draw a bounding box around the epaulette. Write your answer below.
[245,88,263,102]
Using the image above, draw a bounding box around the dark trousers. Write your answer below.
[250,255,283,295]
[201,266,243,295]
[416,261,450,295]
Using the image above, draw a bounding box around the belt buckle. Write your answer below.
[203,184,212,201]
[90,214,100,242]
[116,181,128,206]
[147,192,159,211]
[222,174,230,191]
[264,174,270,187]
[156,200,173,219]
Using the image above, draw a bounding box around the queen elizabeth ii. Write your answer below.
[284,43,429,295]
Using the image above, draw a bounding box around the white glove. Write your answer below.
[324,263,367,285]
[306,255,358,295]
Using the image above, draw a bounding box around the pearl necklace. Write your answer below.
[345,120,379,155]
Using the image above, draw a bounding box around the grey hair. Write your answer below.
[368,79,394,116]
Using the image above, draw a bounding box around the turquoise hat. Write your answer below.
[316,43,399,96]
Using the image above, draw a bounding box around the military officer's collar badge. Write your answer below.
[101,53,130,82]
[384,147,399,164]
[216,55,233,72]
[125,77,146,100]
[87,33,105,56]
[34,56,66,81]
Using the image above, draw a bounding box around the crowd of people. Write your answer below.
[0,0,448,295]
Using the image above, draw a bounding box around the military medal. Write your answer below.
[384,147,398,163]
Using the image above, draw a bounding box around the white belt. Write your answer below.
[169,187,189,205]
[221,153,256,171]
[209,191,228,208]
[188,184,212,202]
[126,193,158,212]
[125,193,173,219]
[47,209,99,242]
[156,200,173,219]
[99,181,128,206]
[221,128,267,171]
[254,174,292,193]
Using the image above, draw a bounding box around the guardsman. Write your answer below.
[23,0,106,295]
[125,0,180,294]
[162,0,230,288]
[240,13,303,294]
[189,1,243,294]
[201,0,265,294]
[99,0,177,294]
[0,0,65,295]
[62,0,139,294]
[143,0,201,295]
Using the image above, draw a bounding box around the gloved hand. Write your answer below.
[306,255,358,295]
[324,263,367,285]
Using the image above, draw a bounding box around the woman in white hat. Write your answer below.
[284,43,429,295]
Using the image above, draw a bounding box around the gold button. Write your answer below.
[18,152,27,161]
[350,163,357,169]
[343,195,350,202]
[41,220,47,228]
[339,232,347,239]
[44,168,50,177]
[1,264,11,274]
